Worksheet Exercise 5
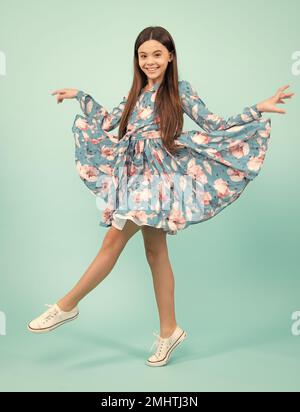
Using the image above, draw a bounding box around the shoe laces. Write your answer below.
[149,331,168,355]
[41,304,59,323]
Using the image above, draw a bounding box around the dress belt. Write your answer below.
[126,130,162,141]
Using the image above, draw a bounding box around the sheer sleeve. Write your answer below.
[179,80,263,133]
[75,90,128,131]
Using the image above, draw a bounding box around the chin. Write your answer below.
[147,73,161,80]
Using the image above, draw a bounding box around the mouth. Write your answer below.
[146,67,159,73]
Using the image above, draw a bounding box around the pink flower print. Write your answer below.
[191,132,210,145]
[82,131,89,142]
[205,147,218,157]
[135,140,145,155]
[89,137,104,144]
[129,210,148,224]
[158,187,169,204]
[133,188,151,205]
[203,191,212,206]
[206,113,221,123]
[203,160,212,175]
[227,168,245,182]
[101,146,115,161]
[258,121,271,138]
[167,208,186,231]
[211,151,225,163]
[241,113,253,122]
[127,123,135,133]
[247,149,265,171]
[128,163,138,177]
[138,106,153,120]
[187,159,208,184]
[213,178,230,198]
[191,104,198,121]
[153,148,164,165]
[102,207,114,224]
[76,161,99,182]
[102,114,114,130]
[229,141,250,159]
[141,130,161,139]
[75,118,88,130]
[98,180,110,196]
[98,164,114,176]
[142,167,153,183]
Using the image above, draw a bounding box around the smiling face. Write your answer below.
[137,39,173,87]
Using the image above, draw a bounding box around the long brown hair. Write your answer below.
[118,26,184,155]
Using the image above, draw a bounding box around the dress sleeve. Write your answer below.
[179,80,263,133]
[75,90,128,131]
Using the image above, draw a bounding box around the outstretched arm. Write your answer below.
[75,90,128,131]
[179,80,263,133]
[179,80,295,133]
[51,87,128,132]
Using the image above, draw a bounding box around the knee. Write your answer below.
[101,231,125,253]
[144,246,166,266]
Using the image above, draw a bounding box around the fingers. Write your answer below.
[281,93,295,100]
[277,84,290,92]
[51,89,66,96]
[51,89,63,95]
[50,89,66,103]
[274,108,286,114]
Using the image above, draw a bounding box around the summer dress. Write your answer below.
[72,80,271,235]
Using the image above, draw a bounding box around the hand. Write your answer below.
[51,88,79,104]
[256,85,295,114]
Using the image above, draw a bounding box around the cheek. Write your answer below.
[159,58,168,67]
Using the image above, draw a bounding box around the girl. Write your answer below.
[27,26,294,367]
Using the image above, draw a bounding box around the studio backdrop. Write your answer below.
[0,0,299,392]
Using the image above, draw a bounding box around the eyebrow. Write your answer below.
[138,50,162,55]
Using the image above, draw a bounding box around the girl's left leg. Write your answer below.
[141,226,178,338]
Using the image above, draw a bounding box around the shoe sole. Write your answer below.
[145,330,187,367]
[27,312,79,333]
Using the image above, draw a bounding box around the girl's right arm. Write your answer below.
[51,88,128,131]
[76,90,128,131]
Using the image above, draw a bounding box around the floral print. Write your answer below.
[72,79,271,235]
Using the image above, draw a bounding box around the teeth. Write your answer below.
[147,68,158,71]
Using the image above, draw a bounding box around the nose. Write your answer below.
[145,60,156,66]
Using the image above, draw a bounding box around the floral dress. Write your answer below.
[72,80,271,235]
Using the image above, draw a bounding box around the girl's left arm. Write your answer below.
[179,80,262,133]
[76,90,128,131]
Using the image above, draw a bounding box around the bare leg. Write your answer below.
[141,226,177,338]
[57,220,141,311]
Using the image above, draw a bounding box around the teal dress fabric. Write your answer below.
[72,80,271,235]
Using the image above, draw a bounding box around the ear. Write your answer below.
[169,52,173,62]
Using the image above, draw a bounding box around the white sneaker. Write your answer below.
[27,303,79,333]
[146,325,187,367]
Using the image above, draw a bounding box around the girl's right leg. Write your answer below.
[56,219,141,311]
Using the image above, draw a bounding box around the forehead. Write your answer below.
[138,40,165,54]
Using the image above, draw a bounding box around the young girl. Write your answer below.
[27,26,294,367]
